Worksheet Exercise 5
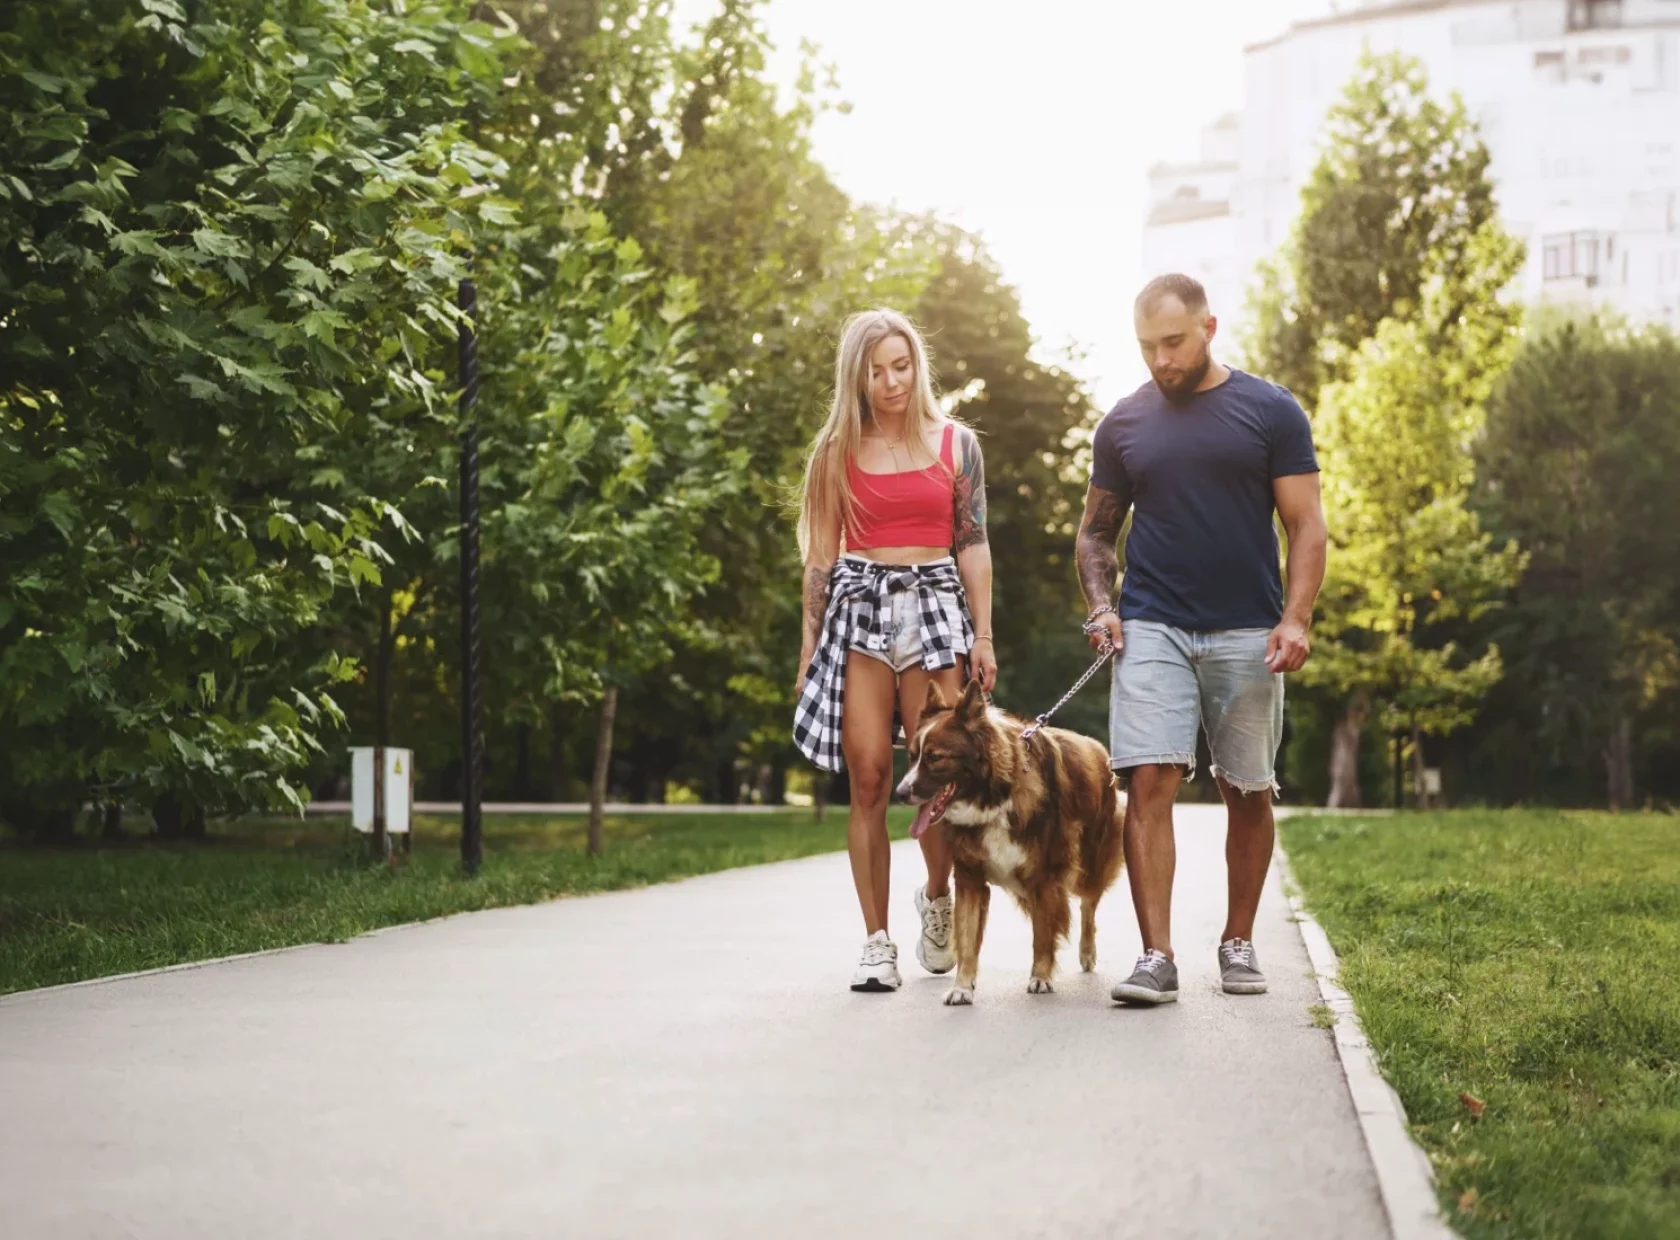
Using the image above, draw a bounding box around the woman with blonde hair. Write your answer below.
[793,308,996,991]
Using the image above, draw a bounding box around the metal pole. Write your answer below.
[373,744,387,863]
[372,597,391,864]
[458,278,484,874]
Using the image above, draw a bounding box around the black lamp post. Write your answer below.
[458,278,484,874]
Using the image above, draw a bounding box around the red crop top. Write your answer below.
[845,423,956,550]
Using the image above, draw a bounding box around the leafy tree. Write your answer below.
[469,0,941,807]
[0,0,511,837]
[1242,51,1502,414]
[1474,315,1680,808]
[475,210,742,849]
[2,0,1115,841]
[309,0,882,821]
[1244,51,1524,805]
[1303,257,1525,805]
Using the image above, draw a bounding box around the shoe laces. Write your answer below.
[1223,939,1254,969]
[861,936,894,966]
[922,893,951,943]
[1135,949,1170,975]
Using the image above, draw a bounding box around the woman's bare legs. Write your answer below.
[841,651,899,934]
[897,662,965,899]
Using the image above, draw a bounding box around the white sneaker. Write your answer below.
[914,885,955,974]
[851,929,901,992]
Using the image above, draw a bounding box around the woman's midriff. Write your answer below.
[846,545,952,565]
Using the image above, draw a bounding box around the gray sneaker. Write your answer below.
[1219,938,1268,994]
[1112,949,1179,1005]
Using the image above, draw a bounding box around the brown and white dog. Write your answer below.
[895,680,1126,1005]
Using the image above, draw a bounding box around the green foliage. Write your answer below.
[2,0,1105,827]
[473,1,946,790]
[477,208,740,699]
[1305,263,1526,735]
[1473,314,1680,805]
[1,0,511,832]
[1284,810,1680,1238]
[1242,51,1502,412]
[1245,52,1527,793]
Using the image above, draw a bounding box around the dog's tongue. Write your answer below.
[909,785,955,839]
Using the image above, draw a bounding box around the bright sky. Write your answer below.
[720,0,1338,408]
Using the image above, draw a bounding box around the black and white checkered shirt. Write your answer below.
[792,557,974,773]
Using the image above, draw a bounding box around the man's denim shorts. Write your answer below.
[1108,619,1284,795]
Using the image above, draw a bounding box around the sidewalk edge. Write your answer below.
[0,942,332,1006]
[0,845,854,1006]
[1276,845,1457,1240]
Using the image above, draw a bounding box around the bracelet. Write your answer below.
[971,634,994,645]
[1086,603,1116,622]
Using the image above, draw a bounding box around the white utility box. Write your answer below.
[350,747,413,833]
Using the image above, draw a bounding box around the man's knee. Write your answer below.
[1122,763,1183,811]
[1218,777,1275,823]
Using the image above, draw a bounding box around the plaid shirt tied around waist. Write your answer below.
[792,557,974,773]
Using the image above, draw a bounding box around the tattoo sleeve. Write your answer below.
[802,560,832,642]
[952,428,988,552]
[1075,485,1129,612]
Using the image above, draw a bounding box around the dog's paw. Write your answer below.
[943,985,975,1006]
[1027,976,1054,994]
[1079,949,1096,973]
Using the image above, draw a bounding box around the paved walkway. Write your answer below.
[0,805,1388,1239]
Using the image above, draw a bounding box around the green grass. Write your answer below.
[1281,810,1680,1240]
[0,808,900,996]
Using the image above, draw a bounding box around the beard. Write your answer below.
[1150,347,1212,405]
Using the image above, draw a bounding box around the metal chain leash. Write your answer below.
[1018,612,1119,744]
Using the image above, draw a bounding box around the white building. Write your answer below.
[1143,0,1680,337]
[1142,114,1245,333]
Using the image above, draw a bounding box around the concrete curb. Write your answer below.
[0,942,328,1006]
[1277,846,1456,1240]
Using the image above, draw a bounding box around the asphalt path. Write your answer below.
[0,803,1388,1239]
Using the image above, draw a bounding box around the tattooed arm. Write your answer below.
[952,426,996,693]
[796,499,841,694]
[1075,484,1130,653]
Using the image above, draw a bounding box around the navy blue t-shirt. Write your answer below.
[1090,368,1318,632]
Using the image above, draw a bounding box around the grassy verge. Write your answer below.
[0,808,899,997]
[1281,810,1680,1240]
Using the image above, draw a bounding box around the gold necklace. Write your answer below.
[872,427,908,473]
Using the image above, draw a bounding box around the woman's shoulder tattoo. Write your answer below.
[953,426,987,551]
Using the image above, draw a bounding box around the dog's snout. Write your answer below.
[892,767,917,804]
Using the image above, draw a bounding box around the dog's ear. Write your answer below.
[956,678,986,721]
[923,680,951,715]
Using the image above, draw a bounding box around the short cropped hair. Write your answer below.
[1135,273,1209,316]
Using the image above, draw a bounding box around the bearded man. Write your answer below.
[1076,273,1328,1006]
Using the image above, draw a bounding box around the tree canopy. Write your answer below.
[1245,52,1525,806]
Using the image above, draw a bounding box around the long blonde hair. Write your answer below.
[796,308,948,559]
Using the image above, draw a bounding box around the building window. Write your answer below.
[1542,231,1608,283]
[1577,45,1632,65]
[1568,0,1623,32]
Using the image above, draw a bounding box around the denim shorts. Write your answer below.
[1108,619,1283,794]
